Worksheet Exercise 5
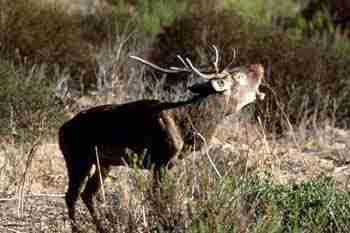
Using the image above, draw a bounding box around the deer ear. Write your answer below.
[210,78,232,92]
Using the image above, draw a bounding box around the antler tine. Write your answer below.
[211,45,220,73]
[223,48,237,71]
[130,55,181,74]
[185,57,217,79]
[177,55,190,69]
[169,55,191,72]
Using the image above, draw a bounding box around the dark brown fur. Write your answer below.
[59,64,264,232]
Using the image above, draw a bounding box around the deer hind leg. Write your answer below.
[81,162,111,233]
[63,147,94,225]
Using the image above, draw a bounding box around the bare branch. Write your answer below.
[95,146,106,204]
[17,137,42,218]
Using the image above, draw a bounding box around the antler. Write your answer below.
[169,55,191,72]
[130,45,233,79]
[185,58,218,79]
[129,55,182,73]
[130,54,216,78]
[184,45,221,79]
[223,48,237,71]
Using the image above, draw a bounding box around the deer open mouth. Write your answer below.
[257,89,265,100]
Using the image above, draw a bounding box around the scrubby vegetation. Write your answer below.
[1,0,350,232]
[0,59,64,141]
[150,5,350,132]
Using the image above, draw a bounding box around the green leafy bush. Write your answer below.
[227,0,297,25]
[247,175,350,232]
[102,163,350,233]
[107,0,187,34]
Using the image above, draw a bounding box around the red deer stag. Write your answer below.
[59,46,265,232]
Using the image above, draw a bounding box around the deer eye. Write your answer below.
[211,78,231,92]
[233,72,248,85]
[216,79,225,87]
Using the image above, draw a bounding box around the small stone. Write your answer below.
[319,159,334,171]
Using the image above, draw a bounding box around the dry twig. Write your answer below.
[95,146,106,204]
[17,137,42,218]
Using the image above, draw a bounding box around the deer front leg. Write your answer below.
[150,113,184,188]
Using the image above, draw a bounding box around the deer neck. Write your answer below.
[169,93,229,149]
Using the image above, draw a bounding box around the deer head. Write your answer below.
[130,45,265,114]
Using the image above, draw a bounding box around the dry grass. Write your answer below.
[1,117,350,232]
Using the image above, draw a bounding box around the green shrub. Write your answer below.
[103,165,350,233]
[278,0,350,59]
[247,175,350,233]
[226,0,297,25]
[0,1,90,74]
[0,0,132,89]
[107,0,187,34]
[150,9,350,131]
[0,59,65,142]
